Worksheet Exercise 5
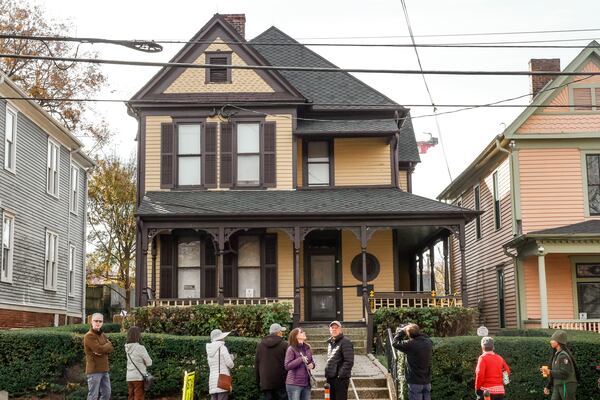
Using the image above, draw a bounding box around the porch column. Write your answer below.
[151,236,157,298]
[217,227,225,305]
[360,226,368,319]
[418,253,424,292]
[537,245,549,328]
[443,236,450,295]
[293,227,301,327]
[140,225,149,306]
[458,222,468,306]
[429,244,435,292]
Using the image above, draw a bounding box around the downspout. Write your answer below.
[64,150,74,325]
[81,160,91,323]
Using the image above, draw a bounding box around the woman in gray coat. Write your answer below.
[125,326,153,400]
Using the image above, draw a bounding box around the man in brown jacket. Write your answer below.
[84,313,114,400]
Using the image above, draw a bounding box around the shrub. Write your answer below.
[393,334,599,400]
[38,323,122,334]
[374,306,477,339]
[123,303,292,337]
[0,330,261,400]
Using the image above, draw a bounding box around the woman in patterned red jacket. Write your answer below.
[475,336,511,400]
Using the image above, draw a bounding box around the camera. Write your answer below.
[394,323,409,340]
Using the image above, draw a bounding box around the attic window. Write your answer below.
[207,53,231,83]
[572,87,599,111]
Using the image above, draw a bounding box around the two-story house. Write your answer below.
[438,42,600,333]
[128,14,476,330]
[0,71,94,327]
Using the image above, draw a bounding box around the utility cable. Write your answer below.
[0,33,162,53]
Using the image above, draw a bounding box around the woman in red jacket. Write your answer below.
[475,337,510,400]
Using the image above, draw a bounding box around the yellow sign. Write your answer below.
[182,371,195,400]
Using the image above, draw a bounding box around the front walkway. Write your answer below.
[312,354,386,378]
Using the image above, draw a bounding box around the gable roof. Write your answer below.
[438,41,600,201]
[398,111,421,163]
[250,27,403,111]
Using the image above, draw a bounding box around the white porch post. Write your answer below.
[537,245,549,328]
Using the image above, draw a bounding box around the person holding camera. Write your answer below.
[392,323,433,400]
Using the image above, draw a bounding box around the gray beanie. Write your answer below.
[550,330,568,345]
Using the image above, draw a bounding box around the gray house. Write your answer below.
[0,72,93,327]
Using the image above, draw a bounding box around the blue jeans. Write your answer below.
[286,384,311,400]
[408,383,431,400]
[87,372,111,400]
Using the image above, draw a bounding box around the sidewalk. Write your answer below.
[311,354,386,378]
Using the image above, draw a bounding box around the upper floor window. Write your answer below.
[4,105,17,173]
[47,139,60,197]
[44,230,59,290]
[236,122,260,186]
[474,185,482,239]
[572,86,600,111]
[177,124,202,186]
[70,164,79,214]
[492,171,501,230]
[1,212,15,283]
[306,141,331,187]
[206,53,231,83]
[68,244,76,296]
[586,154,600,215]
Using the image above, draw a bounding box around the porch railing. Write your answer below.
[549,319,600,333]
[371,291,462,312]
[148,297,294,308]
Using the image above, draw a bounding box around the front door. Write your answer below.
[309,254,338,320]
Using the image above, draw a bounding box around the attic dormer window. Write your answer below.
[572,86,599,111]
[206,52,231,83]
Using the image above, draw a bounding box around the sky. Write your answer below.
[35,0,600,199]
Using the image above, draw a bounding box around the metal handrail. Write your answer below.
[385,328,399,399]
[349,377,360,400]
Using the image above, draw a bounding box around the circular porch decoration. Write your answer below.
[350,253,380,282]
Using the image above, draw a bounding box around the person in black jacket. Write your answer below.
[325,321,354,400]
[256,323,289,400]
[392,323,433,400]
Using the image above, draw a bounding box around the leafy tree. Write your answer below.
[87,155,136,309]
[0,0,110,146]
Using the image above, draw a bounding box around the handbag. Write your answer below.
[127,350,154,391]
[502,370,510,385]
[217,347,233,392]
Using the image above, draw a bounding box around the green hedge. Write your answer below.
[419,334,599,399]
[37,323,122,334]
[123,303,292,337]
[0,330,261,400]
[374,306,478,338]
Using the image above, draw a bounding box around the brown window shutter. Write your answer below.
[220,122,234,188]
[204,123,218,188]
[160,123,175,188]
[574,87,592,110]
[262,234,277,297]
[203,240,217,298]
[262,121,276,187]
[159,236,175,298]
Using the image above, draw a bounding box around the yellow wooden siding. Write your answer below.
[519,148,586,233]
[267,115,293,189]
[297,139,303,187]
[165,39,274,94]
[334,138,391,186]
[523,254,574,320]
[449,158,517,330]
[398,170,409,191]
[341,230,394,321]
[145,116,172,192]
[272,230,294,297]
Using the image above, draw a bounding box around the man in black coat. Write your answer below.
[255,323,289,400]
[325,321,354,400]
[392,323,433,400]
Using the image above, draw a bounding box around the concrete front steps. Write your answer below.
[311,377,390,399]
[302,325,368,355]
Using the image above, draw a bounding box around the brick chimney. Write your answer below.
[529,58,561,99]
[222,14,246,39]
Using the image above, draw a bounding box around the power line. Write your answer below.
[0,33,163,53]
[3,52,600,76]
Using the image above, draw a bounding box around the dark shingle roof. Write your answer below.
[398,112,421,163]
[250,27,400,111]
[296,119,398,134]
[530,220,600,235]
[138,188,474,218]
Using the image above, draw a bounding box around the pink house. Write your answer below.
[438,42,600,332]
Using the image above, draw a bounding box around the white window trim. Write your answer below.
[4,104,17,174]
[44,229,59,291]
[68,243,76,297]
[492,171,502,230]
[569,84,600,112]
[70,164,79,214]
[46,138,60,198]
[474,184,482,240]
[1,211,15,283]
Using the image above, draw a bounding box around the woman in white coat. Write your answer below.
[206,329,235,400]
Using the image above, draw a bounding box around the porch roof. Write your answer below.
[137,188,476,219]
[295,119,398,135]
[529,220,600,236]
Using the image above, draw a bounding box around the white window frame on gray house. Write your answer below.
[44,229,59,291]
[47,138,60,197]
[68,243,76,296]
[236,122,261,186]
[1,211,15,283]
[70,163,79,214]
[4,104,17,173]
